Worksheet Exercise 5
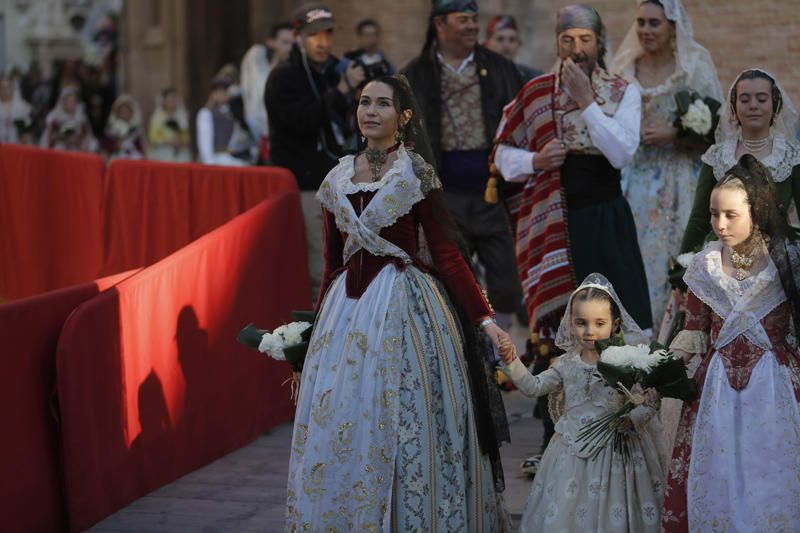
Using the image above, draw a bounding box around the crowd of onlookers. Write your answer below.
[0,14,537,167]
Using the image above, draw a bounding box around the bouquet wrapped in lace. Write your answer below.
[673,89,721,146]
[576,335,697,460]
[237,311,314,401]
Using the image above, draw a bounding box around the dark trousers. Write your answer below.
[443,190,522,313]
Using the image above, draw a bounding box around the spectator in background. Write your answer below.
[103,93,146,160]
[196,76,251,166]
[216,64,258,164]
[0,75,32,144]
[403,0,524,332]
[265,2,363,303]
[241,21,294,162]
[485,14,543,82]
[40,86,98,152]
[337,19,395,81]
[148,87,192,162]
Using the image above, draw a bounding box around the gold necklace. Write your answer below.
[730,249,755,281]
[363,143,400,182]
[729,232,763,281]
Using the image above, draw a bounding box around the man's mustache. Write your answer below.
[571,54,589,63]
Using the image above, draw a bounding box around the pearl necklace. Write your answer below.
[741,135,771,152]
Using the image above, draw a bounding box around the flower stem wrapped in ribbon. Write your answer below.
[673,89,721,146]
[237,310,314,403]
[576,334,697,460]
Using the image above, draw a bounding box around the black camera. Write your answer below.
[345,49,391,82]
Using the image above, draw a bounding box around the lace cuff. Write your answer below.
[670,330,709,356]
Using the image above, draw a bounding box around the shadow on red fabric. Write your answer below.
[56,191,309,531]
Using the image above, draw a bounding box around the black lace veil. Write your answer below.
[721,154,800,339]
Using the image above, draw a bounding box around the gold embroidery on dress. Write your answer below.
[331,421,354,462]
[293,424,308,455]
[303,463,326,496]
[346,331,369,356]
[312,389,333,428]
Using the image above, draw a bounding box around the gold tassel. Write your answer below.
[484,176,499,204]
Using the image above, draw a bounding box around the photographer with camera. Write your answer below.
[336,19,395,83]
[265,3,363,304]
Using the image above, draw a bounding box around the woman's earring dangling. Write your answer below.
[395,127,404,143]
[670,33,676,51]
[361,135,366,144]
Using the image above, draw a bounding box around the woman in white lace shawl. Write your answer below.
[611,0,722,332]
[662,154,800,531]
[500,273,667,532]
[680,68,800,254]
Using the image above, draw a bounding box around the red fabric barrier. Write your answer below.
[57,191,308,531]
[0,270,138,532]
[0,144,105,301]
[101,159,298,276]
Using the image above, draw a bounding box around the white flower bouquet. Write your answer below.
[674,89,721,146]
[575,335,697,459]
[237,311,315,373]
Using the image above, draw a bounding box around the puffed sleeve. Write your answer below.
[670,289,712,357]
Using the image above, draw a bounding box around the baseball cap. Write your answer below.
[293,3,335,35]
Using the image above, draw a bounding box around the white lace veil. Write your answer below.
[555,273,649,351]
[611,0,722,103]
[717,68,800,141]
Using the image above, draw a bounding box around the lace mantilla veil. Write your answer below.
[717,68,800,141]
[611,0,723,103]
[555,273,650,352]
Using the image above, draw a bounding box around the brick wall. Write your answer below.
[319,0,800,112]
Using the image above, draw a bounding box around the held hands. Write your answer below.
[483,322,517,364]
[533,137,568,171]
[561,58,594,110]
[642,124,679,146]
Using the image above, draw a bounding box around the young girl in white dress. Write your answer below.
[500,273,667,532]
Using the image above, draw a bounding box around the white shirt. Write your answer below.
[495,83,642,182]
[437,51,476,74]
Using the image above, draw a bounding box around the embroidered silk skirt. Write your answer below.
[286,264,507,532]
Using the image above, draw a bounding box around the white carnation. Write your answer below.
[680,99,712,136]
[257,321,311,361]
[676,252,695,269]
[600,344,667,372]
[258,331,286,360]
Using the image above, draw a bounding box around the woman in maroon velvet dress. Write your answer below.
[662,154,800,531]
[284,76,513,531]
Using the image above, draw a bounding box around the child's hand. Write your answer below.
[499,337,517,365]
[617,416,633,433]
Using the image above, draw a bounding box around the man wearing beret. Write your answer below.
[403,0,524,333]
[265,3,364,304]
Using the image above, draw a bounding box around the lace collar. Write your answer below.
[701,134,800,183]
[336,150,407,194]
[684,241,786,350]
[316,146,424,263]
